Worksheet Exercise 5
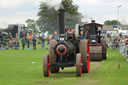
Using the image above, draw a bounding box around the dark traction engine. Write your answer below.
[84,20,107,61]
[43,8,90,77]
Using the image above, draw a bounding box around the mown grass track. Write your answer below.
[0,46,128,85]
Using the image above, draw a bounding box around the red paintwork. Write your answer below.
[84,23,103,28]
[74,64,77,66]
[87,40,90,72]
[80,56,82,76]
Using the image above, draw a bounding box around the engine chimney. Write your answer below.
[58,8,65,34]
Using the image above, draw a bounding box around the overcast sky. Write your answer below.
[0,0,128,28]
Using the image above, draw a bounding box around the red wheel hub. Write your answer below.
[56,44,67,56]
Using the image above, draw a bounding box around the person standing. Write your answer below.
[80,31,86,40]
[32,38,37,50]
[52,31,58,40]
[14,40,19,50]
[21,38,26,50]
[27,39,30,49]
[8,32,12,39]
[41,36,45,49]
[26,33,31,50]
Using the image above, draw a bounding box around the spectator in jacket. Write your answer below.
[21,38,26,50]
[32,38,37,50]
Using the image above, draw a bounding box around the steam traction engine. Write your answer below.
[43,8,90,77]
[84,20,107,61]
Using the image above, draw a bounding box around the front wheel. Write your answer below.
[76,53,82,77]
[43,55,50,77]
[49,40,59,73]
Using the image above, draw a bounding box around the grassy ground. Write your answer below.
[0,45,128,85]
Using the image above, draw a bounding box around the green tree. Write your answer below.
[25,19,38,33]
[37,0,83,33]
[62,0,79,15]
[37,5,58,33]
[104,20,121,25]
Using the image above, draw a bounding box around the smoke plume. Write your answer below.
[40,0,63,10]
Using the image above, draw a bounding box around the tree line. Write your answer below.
[25,0,121,33]
[25,0,83,33]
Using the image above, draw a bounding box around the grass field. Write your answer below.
[0,44,128,85]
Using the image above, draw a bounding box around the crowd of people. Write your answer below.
[3,28,128,51]
[107,33,128,57]
[108,34,128,48]
[0,31,60,50]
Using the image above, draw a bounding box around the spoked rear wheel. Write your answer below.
[80,39,90,73]
[76,53,82,77]
[43,55,50,77]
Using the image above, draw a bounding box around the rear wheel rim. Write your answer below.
[80,56,82,76]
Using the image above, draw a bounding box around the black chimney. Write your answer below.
[58,8,65,34]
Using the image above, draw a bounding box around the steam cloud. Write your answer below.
[82,13,94,23]
[40,0,63,10]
